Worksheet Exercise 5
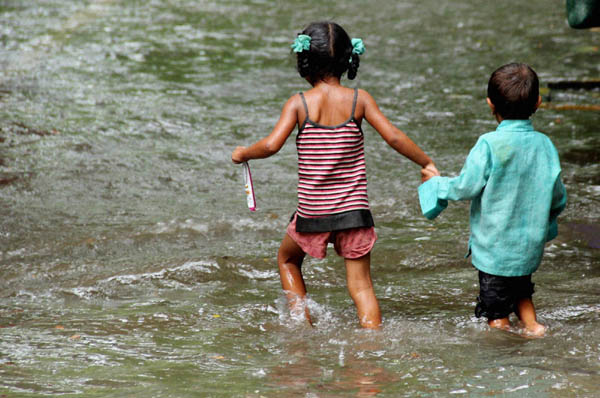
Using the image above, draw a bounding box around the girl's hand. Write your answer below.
[421,163,440,183]
[232,146,247,164]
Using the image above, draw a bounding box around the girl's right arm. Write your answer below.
[232,95,301,164]
[359,90,439,181]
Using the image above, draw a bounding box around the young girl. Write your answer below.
[232,21,439,329]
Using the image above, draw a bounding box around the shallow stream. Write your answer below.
[1,0,599,396]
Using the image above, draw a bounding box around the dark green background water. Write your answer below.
[1,0,599,396]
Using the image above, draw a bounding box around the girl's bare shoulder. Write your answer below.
[281,92,304,112]
[356,88,375,104]
[354,88,378,119]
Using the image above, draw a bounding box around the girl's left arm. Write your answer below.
[360,90,439,179]
[232,95,300,164]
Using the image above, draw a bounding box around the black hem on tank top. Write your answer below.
[293,209,374,233]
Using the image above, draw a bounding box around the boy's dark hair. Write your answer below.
[296,21,360,82]
[487,63,540,119]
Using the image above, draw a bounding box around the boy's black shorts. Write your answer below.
[474,270,535,321]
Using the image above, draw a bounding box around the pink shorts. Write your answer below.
[286,213,377,259]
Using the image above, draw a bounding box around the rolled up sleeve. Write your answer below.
[418,138,491,220]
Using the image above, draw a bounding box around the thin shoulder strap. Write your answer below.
[299,92,309,118]
[350,88,359,119]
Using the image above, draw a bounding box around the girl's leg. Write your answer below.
[344,253,381,329]
[277,233,311,325]
[516,298,546,336]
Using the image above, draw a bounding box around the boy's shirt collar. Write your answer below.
[496,119,533,132]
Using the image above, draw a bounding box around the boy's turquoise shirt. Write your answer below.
[419,120,567,277]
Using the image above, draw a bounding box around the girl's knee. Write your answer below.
[278,234,305,263]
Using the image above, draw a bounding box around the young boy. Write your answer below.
[419,63,567,336]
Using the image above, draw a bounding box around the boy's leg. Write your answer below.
[344,253,381,329]
[516,298,546,336]
[488,318,511,330]
[476,271,513,331]
[478,271,545,336]
[277,233,311,325]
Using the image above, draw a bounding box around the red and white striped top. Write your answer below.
[296,90,370,219]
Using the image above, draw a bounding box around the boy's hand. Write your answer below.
[231,146,246,164]
[421,163,440,183]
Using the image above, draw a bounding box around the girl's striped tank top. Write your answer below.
[296,89,370,219]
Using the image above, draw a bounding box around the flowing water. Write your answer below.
[1,0,599,396]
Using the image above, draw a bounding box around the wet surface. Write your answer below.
[1,0,599,396]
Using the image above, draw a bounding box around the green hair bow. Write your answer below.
[291,34,311,53]
[351,38,365,55]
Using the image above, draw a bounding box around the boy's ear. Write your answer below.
[486,97,495,114]
[535,95,542,110]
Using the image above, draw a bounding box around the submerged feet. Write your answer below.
[522,322,546,337]
[488,318,546,338]
[286,292,313,327]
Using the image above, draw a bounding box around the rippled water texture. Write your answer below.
[1,0,599,396]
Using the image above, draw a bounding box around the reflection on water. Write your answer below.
[266,337,397,397]
[1,0,599,396]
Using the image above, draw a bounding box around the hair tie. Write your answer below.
[351,38,365,55]
[291,34,311,53]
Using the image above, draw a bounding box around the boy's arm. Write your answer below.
[232,95,300,163]
[418,138,492,219]
[546,173,567,241]
[360,89,438,174]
